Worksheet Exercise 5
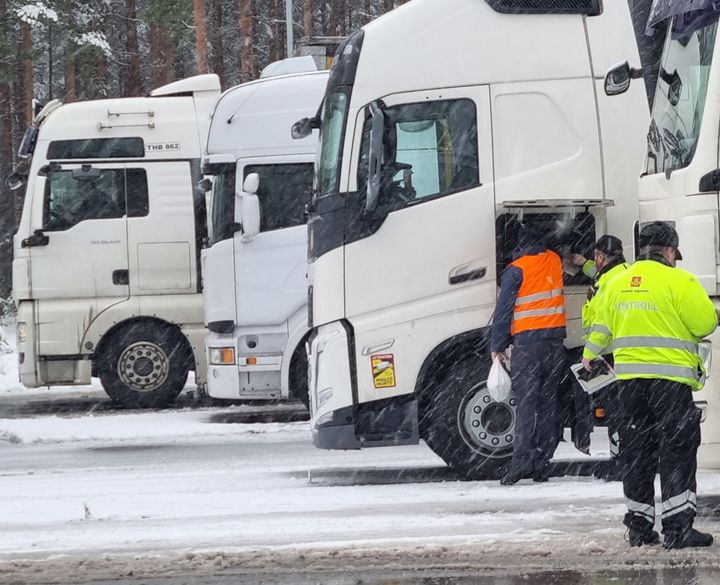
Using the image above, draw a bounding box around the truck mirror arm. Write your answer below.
[21,229,49,248]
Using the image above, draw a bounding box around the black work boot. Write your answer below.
[628,527,659,547]
[532,465,551,483]
[663,527,714,549]
[500,469,522,486]
[624,513,656,548]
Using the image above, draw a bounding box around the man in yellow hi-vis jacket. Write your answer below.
[573,235,630,478]
[582,222,717,549]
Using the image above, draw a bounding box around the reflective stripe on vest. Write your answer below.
[612,335,703,382]
[614,363,699,380]
[510,250,566,335]
[612,336,699,353]
[515,288,564,306]
[513,306,566,320]
[588,324,612,336]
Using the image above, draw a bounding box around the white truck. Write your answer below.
[11,75,221,408]
[605,0,720,468]
[202,69,328,404]
[303,0,650,478]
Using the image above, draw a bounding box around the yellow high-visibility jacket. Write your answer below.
[581,260,630,336]
[583,258,717,390]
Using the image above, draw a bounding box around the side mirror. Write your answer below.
[604,61,643,97]
[292,116,319,140]
[5,172,24,191]
[237,193,260,242]
[365,101,386,213]
[237,172,260,242]
[243,172,260,195]
[196,177,212,194]
[699,169,720,193]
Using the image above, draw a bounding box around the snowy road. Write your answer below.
[2,398,720,584]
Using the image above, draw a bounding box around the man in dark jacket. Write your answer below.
[491,224,567,485]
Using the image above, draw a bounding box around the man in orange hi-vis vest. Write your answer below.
[491,224,567,485]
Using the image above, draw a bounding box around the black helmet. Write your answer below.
[595,234,623,257]
[638,221,683,260]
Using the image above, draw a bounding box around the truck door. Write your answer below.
[126,161,198,297]
[27,163,135,353]
[343,86,496,403]
[234,157,315,338]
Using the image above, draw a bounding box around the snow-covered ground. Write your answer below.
[3,319,720,583]
[3,406,720,584]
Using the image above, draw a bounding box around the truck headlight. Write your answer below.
[17,321,27,343]
[209,347,235,365]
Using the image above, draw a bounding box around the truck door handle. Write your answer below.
[21,229,49,248]
[113,269,129,285]
[449,267,487,285]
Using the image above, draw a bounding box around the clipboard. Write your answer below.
[571,359,616,395]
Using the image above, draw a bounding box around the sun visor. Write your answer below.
[646,0,720,37]
[484,0,602,16]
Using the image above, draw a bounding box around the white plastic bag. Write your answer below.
[487,357,511,402]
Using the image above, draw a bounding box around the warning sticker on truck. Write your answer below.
[371,354,396,389]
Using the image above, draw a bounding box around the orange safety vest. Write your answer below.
[510,250,566,335]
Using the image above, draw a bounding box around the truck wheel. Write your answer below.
[289,344,310,410]
[98,323,190,409]
[421,355,516,480]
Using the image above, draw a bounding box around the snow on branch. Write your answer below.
[73,32,112,58]
[16,2,59,26]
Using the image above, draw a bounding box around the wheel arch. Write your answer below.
[414,327,491,434]
[92,316,194,376]
[282,329,312,400]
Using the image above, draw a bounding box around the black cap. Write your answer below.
[638,221,683,260]
[595,234,623,257]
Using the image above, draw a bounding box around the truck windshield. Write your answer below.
[209,166,236,245]
[316,90,349,197]
[646,16,718,175]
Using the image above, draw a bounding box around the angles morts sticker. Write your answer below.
[371,354,396,389]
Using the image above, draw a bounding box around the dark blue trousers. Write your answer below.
[509,340,565,475]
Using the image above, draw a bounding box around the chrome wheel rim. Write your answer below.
[117,341,169,392]
[458,382,516,458]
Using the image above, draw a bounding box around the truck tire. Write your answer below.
[420,355,516,480]
[98,323,191,409]
[289,344,310,410]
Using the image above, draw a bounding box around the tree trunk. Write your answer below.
[149,23,173,86]
[328,0,339,35]
[238,0,254,82]
[303,0,314,38]
[270,0,282,63]
[125,0,141,95]
[63,7,77,103]
[210,0,225,82]
[0,0,15,298]
[194,0,209,74]
[21,22,33,124]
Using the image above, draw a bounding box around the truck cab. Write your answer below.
[12,75,221,408]
[606,1,720,468]
[202,70,328,403]
[306,0,649,477]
